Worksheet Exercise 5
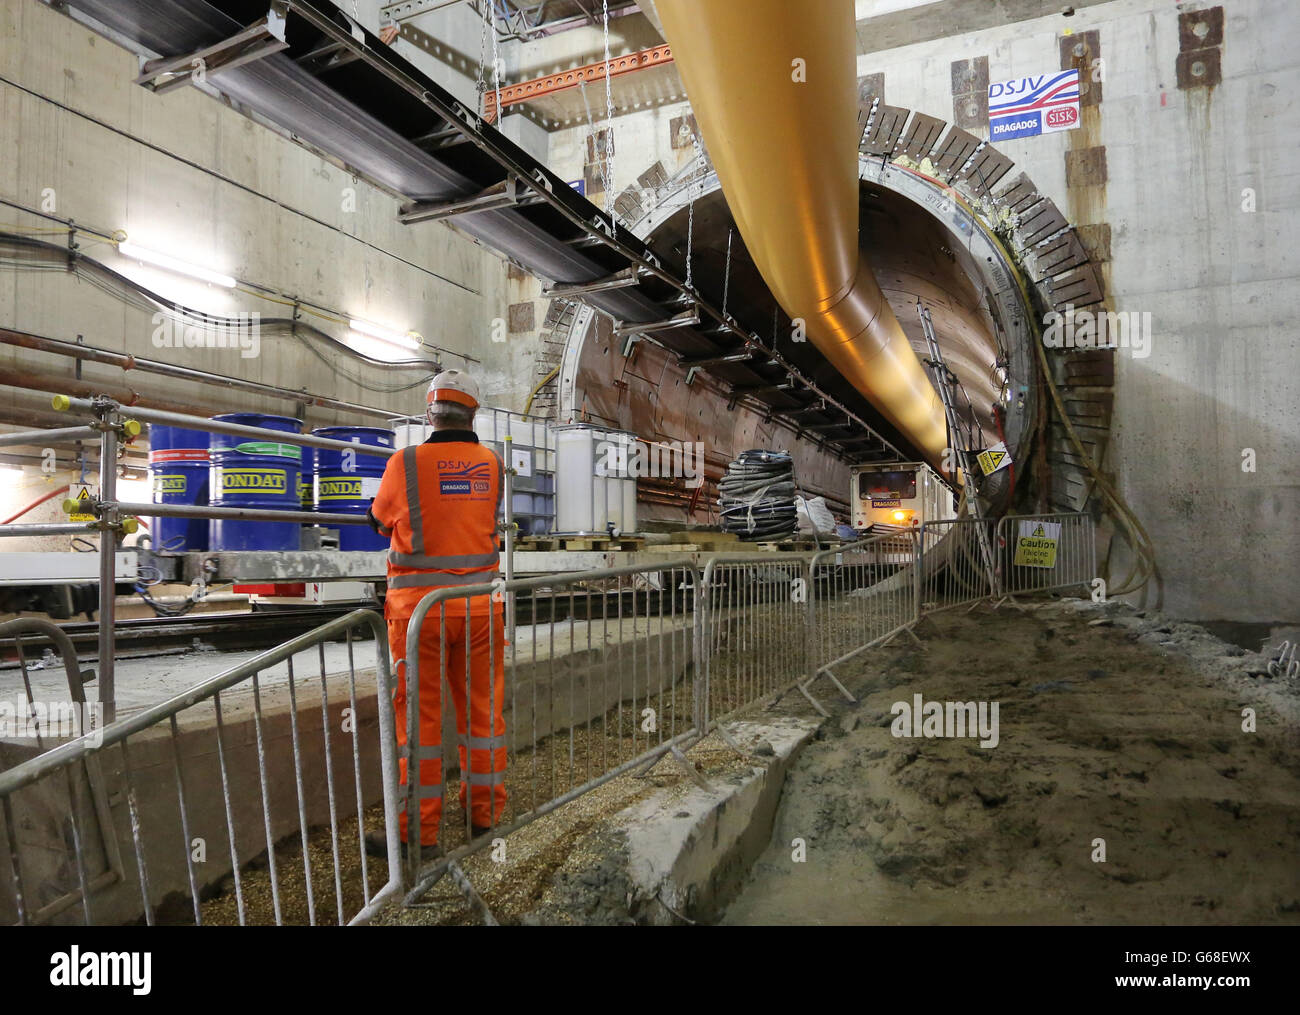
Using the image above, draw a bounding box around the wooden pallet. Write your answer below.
[515,535,644,552]
[749,539,821,552]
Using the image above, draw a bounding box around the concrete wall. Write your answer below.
[0,0,536,428]
[547,101,695,207]
[847,0,1298,623]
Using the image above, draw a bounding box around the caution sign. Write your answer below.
[977,441,1012,476]
[1014,520,1061,568]
[67,484,97,522]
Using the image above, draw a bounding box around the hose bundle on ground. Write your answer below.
[718,449,798,541]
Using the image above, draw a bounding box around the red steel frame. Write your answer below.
[483,43,674,122]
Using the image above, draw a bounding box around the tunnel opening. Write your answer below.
[557,158,1042,530]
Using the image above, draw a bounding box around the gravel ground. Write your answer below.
[187,639,793,926]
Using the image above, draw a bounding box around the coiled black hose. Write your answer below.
[718,450,798,541]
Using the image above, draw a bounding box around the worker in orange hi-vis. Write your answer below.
[363,369,506,864]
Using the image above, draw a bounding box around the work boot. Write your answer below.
[459,807,493,840]
[364,831,443,863]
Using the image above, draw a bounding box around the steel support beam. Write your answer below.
[612,309,699,338]
[677,351,754,369]
[399,175,542,224]
[482,43,674,122]
[542,266,643,298]
[136,6,288,94]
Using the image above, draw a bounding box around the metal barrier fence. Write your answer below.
[700,555,814,726]
[400,562,703,908]
[994,513,1096,599]
[917,517,998,611]
[0,609,401,926]
[0,618,119,924]
[395,538,936,916]
[806,530,920,709]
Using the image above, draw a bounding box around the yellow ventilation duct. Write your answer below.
[655,0,949,467]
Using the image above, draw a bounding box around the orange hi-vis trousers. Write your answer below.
[388,602,507,846]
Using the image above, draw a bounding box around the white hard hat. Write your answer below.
[427,369,480,410]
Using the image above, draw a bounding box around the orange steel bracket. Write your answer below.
[483,44,673,122]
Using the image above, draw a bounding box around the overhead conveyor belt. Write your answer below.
[47,0,924,464]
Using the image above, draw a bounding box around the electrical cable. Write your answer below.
[718,449,798,541]
[922,175,1158,598]
[0,231,452,392]
[1,484,69,524]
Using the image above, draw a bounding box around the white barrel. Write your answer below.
[554,423,638,535]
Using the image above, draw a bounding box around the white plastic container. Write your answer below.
[392,408,559,535]
[390,416,431,450]
[554,423,638,536]
[475,407,556,535]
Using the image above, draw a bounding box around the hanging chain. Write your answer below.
[475,0,490,108]
[684,195,695,291]
[601,0,616,222]
[489,0,503,125]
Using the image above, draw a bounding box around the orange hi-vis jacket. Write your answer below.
[369,430,503,619]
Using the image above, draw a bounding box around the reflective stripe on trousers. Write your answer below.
[389,607,507,846]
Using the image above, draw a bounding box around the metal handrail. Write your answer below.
[54,395,399,457]
[0,608,389,796]
[1,607,403,927]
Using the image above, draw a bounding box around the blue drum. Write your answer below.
[311,426,393,551]
[147,423,212,552]
[208,413,303,551]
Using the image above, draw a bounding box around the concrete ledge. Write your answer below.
[617,717,819,924]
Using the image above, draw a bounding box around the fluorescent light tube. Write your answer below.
[118,241,237,288]
[349,318,422,350]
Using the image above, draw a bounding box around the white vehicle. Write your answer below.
[850,461,956,531]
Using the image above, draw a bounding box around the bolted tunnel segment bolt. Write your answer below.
[52,394,71,412]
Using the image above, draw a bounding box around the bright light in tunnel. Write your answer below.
[349,318,423,351]
[855,0,945,18]
[117,242,237,288]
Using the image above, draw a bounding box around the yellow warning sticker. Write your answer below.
[977,441,1012,476]
[1013,520,1061,568]
[68,484,97,523]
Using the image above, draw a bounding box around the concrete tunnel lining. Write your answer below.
[558,155,1041,519]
